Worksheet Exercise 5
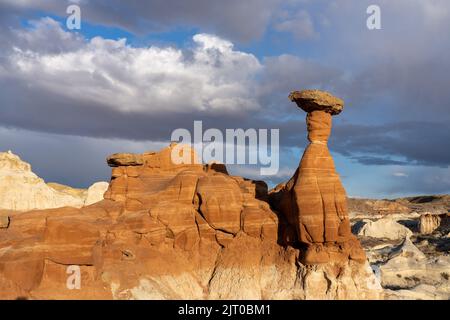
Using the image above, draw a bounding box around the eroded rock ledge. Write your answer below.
[0,90,383,300]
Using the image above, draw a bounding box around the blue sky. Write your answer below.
[0,0,449,199]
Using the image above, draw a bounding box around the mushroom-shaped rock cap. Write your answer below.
[289,89,344,115]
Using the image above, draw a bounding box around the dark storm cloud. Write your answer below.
[0,18,318,148]
[0,0,282,42]
[1,27,449,169]
[0,72,306,147]
[350,156,409,166]
[319,0,450,123]
[331,122,450,167]
[343,57,450,123]
[257,54,345,118]
[1,0,450,197]
[0,127,165,188]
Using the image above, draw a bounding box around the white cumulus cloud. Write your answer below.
[4,18,263,115]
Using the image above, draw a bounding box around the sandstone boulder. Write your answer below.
[289,89,344,115]
[418,213,441,234]
[107,153,143,167]
[358,217,413,240]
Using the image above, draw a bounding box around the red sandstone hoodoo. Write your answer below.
[0,90,375,300]
[279,89,366,264]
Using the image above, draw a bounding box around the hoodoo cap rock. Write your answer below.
[289,89,344,115]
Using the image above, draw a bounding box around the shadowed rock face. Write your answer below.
[274,90,366,264]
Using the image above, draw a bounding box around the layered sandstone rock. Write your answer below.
[0,141,382,300]
[370,200,411,214]
[0,90,386,300]
[419,213,441,234]
[0,151,107,211]
[272,90,366,265]
[107,153,144,167]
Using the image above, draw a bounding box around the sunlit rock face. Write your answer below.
[0,151,107,211]
[419,213,441,235]
[272,90,366,265]
[0,142,382,300]
[0,151,84,211]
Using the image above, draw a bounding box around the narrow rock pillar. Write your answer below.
[289,90,366,264]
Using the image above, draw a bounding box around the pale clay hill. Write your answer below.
[0,90,448,300]
[348,193,449,299]
[0,150,108,211]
